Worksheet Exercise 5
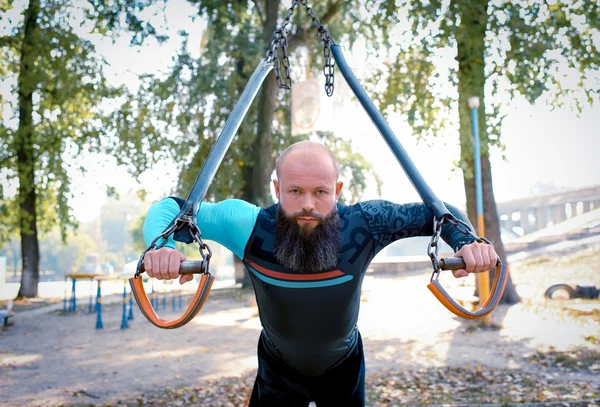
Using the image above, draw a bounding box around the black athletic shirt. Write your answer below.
[144,198,476,376]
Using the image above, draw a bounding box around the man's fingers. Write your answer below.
[144,254,154,278]
[488,246,499,269]
[480,247,492,272]
[179,274,193,285]
[168,252,180,280]
[461,248,476,273]
[142,248,186,281]
[472,248,484,273]
[158,254,170,280]
[452,269,468,278]
[454,242,500,275]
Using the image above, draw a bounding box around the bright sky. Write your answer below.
[3,0,599,222]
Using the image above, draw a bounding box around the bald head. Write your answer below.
[273,140,344,221]
[275,141,340,180]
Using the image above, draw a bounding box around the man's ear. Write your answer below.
[335,181,344,200]
[273,179,281,200]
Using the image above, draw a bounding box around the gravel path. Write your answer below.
[1,238,599,407]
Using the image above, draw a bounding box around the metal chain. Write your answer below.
[265,0,336,96]
[300,0,336,96]
[427,215,492,279]
[189,223,213,270]
[427,217,445,276]
[135,215,212,277]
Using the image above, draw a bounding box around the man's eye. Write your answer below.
[291,189,300,194]
[316,190,326,195]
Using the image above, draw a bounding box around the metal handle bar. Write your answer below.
[138,261,207,275]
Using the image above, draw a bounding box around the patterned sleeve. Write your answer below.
[357,200,477,254]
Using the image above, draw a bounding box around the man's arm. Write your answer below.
[358,200,476,252]
[142,197,260,283]
[358,200,496,277]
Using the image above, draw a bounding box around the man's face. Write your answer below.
[273,148,343,231]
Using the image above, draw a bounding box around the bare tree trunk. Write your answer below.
[16,0,41,298]
[456,0,520,304]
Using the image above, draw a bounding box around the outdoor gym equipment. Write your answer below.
[545,284,599,300]
[130,0,508,328]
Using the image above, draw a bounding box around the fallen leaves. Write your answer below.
[366,366,599,406]
[62,366,600,407]
[527,346,600,373]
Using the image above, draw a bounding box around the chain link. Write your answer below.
[265,0,336,96]
[427,215,492,280]
[135,215,212,278]
[427,217,444,276]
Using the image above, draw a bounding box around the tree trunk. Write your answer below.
[236,0,281,288]
[243,0,279,207]
[456,0,520,304]
[16,0,41,298]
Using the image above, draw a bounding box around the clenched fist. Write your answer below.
[452,242,498,279]
[143,248,194,285]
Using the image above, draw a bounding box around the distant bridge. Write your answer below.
[496,185,600,235]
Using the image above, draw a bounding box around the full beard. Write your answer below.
[274,205,342,274]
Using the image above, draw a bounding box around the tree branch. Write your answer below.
[288,2,339,47]
[252,0,265,26]
[318,2,340,26]
[0,153,16,168]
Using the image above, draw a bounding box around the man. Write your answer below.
[143,141,498,406]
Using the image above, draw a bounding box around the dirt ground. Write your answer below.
[1,236,599,407]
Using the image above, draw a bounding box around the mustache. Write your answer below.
[289,210,324,221]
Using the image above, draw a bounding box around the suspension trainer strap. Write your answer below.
[331,45,508,319]
[130,60,274,329]
[428,262,508,319]
[331,45,449,218]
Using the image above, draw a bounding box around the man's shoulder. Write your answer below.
[338,200,396,225]
[347,199,398,217]
[260,203,278,220]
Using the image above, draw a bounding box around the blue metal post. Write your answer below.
[63,276,67,313]
[95,280,103,329]
[70,278,76,312]
[471,104,484,223]
[88,277,94,313]
[469,96,491,326]
[151,283,156,308]
[120,284,129,329]
[128,293,134,320]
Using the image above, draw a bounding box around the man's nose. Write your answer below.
[301,195,315,212]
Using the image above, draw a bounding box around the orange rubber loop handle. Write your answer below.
[129,273,214,329]
[427,262,508,320]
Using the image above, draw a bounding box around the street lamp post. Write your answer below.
[468,96,491,326]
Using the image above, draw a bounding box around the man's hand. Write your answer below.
[452,242,498,278]
[143,248,193,285]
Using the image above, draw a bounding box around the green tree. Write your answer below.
[99,192,146,266]
[127,1,395,206]
[0,0,170,297]
[39,228,97,276]
[123,1,395,285]
[374,0,600,303]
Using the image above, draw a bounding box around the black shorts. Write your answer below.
[248,332,366,407]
